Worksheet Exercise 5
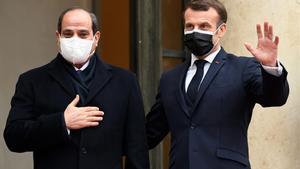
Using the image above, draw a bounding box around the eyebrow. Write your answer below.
[62,28,90,32]
[62,29,73,33]
[78,30,89,33]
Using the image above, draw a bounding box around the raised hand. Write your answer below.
[64,95,104,130]
[244,22,279,67]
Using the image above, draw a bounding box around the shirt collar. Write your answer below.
[74,60,90,71]
[190,46,221,67]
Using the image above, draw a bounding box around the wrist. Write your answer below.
[261,60,277,67]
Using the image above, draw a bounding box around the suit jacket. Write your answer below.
[146,48,289,169]
[4,54,149,169]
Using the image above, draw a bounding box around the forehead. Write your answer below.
[184,7,220,25]
[61,9,92,30]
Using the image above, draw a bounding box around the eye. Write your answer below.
[75,30,89,39]
[79,33,89,39]
[62,30,74,38]
[63,34,73,38]
[199,23,211,31]
[184,23,194,31]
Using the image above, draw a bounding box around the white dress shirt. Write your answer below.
[74,60,90,71]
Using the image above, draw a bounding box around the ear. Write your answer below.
[217,24,227,38]
[55,31,61,51]
[55,31,61,43]
[94,31,101,47]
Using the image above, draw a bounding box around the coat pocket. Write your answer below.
[216,148,250,166]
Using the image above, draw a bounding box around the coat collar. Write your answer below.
[85,55,112,104]
[47,53,112,104]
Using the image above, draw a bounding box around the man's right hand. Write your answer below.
[64,95,104,130]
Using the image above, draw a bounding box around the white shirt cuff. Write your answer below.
[261,61,283,77]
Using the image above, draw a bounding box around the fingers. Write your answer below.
[264,22,268,39]
[85,111,104,123]
[69,95,80,107]
[79,106,100,112]
[84,114,105,127]
[244,42,257,56]
[268,24,273,40]
[257,21,279,45]
[87,116,103,122]
[274,36,279,46]
[86,121,100,127]
[262,22,274,40]
[65,97,105,129]
[87,110,104,116]
[66,110,104,130]
[73,114,104,129]
[257,24,263,39]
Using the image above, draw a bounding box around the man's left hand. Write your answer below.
[244,22,279,67]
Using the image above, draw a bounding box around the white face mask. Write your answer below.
[59,36,94,65]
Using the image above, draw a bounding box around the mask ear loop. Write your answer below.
[89,35,97,57]
[213,23,225,35]
[212,23,226,48]
[201,23,225,58]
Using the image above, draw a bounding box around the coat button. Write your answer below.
[81,147,87,154]
[190,123,196,129]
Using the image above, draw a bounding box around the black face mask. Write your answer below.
[184,30,214,57]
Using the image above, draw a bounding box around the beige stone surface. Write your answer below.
[220,0,300,168]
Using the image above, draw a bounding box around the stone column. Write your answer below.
[136,0,163,168]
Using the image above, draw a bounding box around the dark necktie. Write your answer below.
[76,70,84,81]
[76,70,88,105]
[187,60,206,103]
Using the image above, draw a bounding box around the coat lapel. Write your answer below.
[47,54,113,104]
[47,54,75,97]
[175,59,191,118]
[85,56,112,104]
[191,48,227,114]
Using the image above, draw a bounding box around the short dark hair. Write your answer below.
[57,7,99,35]
[184,0,227,26]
